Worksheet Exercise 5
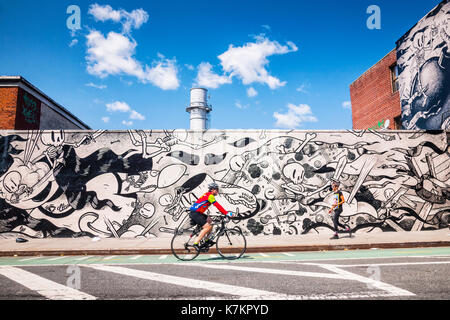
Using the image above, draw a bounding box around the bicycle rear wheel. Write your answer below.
[216,228,247,260]
[171,227,200,261]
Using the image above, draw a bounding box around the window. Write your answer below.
[390,64,399,93]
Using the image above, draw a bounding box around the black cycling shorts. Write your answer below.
[189,210,208,227]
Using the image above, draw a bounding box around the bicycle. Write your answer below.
[171,212,247,261]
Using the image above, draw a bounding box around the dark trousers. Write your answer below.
[333,208,346,233]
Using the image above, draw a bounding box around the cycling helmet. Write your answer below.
[208,182,219,191]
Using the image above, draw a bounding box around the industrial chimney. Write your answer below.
[186,88,212,130]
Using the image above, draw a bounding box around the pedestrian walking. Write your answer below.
[328,180,351,239]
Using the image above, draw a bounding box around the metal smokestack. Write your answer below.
[186,88,212,130]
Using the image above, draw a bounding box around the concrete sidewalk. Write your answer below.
[0,229,449,257]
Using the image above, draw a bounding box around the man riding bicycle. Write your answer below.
[189,182,235,251]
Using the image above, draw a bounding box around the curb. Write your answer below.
[2,241,450,257]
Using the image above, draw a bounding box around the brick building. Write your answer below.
[350,49,402,130]
[350,0,449,130]
[0,76,90,130]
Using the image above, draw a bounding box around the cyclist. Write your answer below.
[189,182,234,251]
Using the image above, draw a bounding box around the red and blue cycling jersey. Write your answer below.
[189,192,228,215]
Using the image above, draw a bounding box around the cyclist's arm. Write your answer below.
[208,194,228,215]
[213,201,228,215]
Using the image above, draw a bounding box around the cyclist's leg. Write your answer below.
[189,211,211,245]
[195,222,212,245]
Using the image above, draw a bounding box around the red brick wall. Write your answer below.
[0,87,18,129]
[350,49,401,130]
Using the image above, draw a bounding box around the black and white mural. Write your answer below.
[0,129,448,239]
[396,0,450,130]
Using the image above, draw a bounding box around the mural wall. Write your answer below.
[0,129,448,239]
[396,0,450,130]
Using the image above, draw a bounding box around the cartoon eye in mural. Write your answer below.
[282,162,305,184]
[41,130,65,147]
[3,171,22,194]
[229,155,246,172]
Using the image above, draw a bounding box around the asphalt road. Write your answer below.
[0,247,449,304]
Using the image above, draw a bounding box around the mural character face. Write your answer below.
[282,162,305,185]
[41,130,65,148]
[3,171,22,194]
[230,155,246,172]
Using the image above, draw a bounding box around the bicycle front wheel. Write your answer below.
[216,228,247,260]
[171,227,200,261]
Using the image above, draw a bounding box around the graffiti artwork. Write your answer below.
[0,129,448,239]
[396,0,450,130]
[16,88,41,129]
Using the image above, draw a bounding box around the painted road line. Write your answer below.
[186,263,349,280]
[130,255,143,260]
[259,253,270,257]
[47,256,67,261]
[103,256,117,261]
[318,264,415,297]
[210,254,219,258]
[19,257,42,262]
[0,266,96,300]
[83,264,285,299]
[158,255,168,260]
[75,256,93,261]
[282,252,295,257]
[332,261,450,268]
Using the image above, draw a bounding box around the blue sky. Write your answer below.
[0,0,441,130]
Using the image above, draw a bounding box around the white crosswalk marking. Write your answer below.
[186,262,416,298]
[130,255,143,260]
[83,264,288,299]
[158,255,168,260]
[0,266,96,300]
[259,252,270,257]
[186,263,348,280]
[318,264,415,297]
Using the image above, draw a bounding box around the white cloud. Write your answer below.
[101,116,110,123]
[86,30,179,90]
[273,103,317,129]
[122,120,133,126]
[195,62,232,89]
[342,101,352,110]
[86,4,179,90]
[129,110,145,120]
[218,35,298,89]
[89,4,121,22]
[262,25,271,31]
[144,55,180,90]
[88,4,149,34]
[235,100,249,109]
[106,101,145,122]
[296,82,310,94]
[184,64,194,70]
[69,39,78,47]
[106,101,131,112]
[85,82,107,89]
[247,87,258,97]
